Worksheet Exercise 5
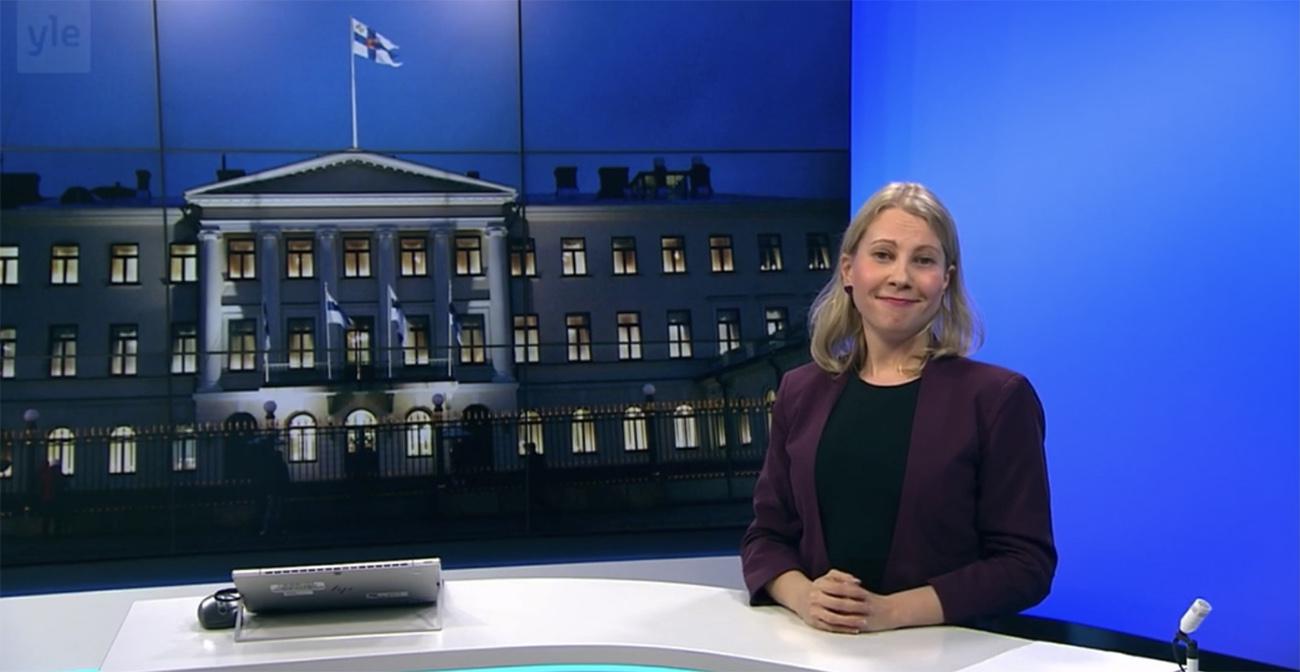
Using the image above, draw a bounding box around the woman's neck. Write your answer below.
[860,330,930,385]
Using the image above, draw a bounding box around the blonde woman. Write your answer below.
[741,182,1055,633]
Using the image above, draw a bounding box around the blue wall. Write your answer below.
[851,1,1298,666]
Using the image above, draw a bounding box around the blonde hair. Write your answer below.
[808,182,984,376]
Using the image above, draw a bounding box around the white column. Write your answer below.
[485,224,513,382]
[258,228,281,383]
[432,229,451,374]
[376,227,397,376]
[197,229,224,392]
[316,228,339,377]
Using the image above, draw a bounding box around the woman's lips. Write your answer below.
[877,297,918,307]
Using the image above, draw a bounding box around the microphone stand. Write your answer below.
[1173,631,1200,672]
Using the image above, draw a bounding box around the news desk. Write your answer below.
[1,557,1175,672]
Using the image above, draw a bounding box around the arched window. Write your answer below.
[673,404,699,449]
[172,425,197,472]
[571,408,596,454]
[345,409,377,453]
[764,388,777,431]
[47,427,75,475]
[623,406,648,452]
[518,410,544,455]
[287,413,317,462]
[108,426,136,474]
[406,409,433,457]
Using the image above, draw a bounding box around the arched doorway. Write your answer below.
[224,412,259,479]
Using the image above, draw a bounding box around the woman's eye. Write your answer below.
[915,257,935,266]
[871,250,891,261]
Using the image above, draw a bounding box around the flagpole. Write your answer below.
[446,278,453,380]
[387,286,394,380]
[325,283,334,380]
[349,19,358,149]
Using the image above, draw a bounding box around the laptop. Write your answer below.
[232,557,441,614]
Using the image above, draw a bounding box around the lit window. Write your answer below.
[661,236,686,274]
[1,245,19,285]
[110,244,139,284]
[288,319,315,369]
[673,405,699,449]
[709,235,734,273]
[566,313,591,362]
[717,309,741,354]
[518,410,544,456]
[758,234,783,272]
[459,315,486,364]
[172,426,197,471]
[288,413,317,462]
[456,235,483,276]
[510,238,536,277]
[612,237,638,275]
[343,237,372,278]
[171,323,197,374]
[404,318,430,366]
[1,327,15,378]
[765,307,788,336]
[561,237,588,276]
[807,233,832,271]
[169,243,197,283]
[228,319,256,371]
[49,325,77,377]
[286,239,315,279]
[47,428,76,474]
[406,409,434,457]
[345,318,373,366]
[623,406,648,452]
[513,314,539,364]
[571,409,597,454]
[400,237,427,277]
[109,325,139,376]
[617,312,642,361]
[226,239,256,280]
[668,311,692,359]
[109,426,137,474]
[50,244,79,285]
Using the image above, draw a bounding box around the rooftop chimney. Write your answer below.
[0,173,42,209]
[554,166,578,198]
[690,156,712,199]
[597,167,629,199]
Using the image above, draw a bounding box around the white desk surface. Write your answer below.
[1,556,1176,672]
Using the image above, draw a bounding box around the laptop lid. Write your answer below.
[232,557,441,614]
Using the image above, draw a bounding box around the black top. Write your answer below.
[814,376,921,593]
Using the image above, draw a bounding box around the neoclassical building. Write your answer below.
[1,151,845,481]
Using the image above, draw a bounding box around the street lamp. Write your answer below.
[22,408,39,431]
[432,393,445,413]
[262,400,278,424]
[641,383,655,403]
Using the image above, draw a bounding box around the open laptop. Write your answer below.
[232,557,441,614]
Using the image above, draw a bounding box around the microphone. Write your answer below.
[1178,598,1212,637]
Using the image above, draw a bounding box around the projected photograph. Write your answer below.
[0,0,850,564]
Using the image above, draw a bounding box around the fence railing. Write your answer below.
[0,399,773,496]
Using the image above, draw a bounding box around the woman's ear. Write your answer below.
[839,253,855,288]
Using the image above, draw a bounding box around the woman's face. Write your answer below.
[840,208,952,347]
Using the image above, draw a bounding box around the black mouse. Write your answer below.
[197,588,242,629]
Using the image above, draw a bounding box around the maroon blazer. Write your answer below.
[740,357,1056,624]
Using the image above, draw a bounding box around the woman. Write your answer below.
[741,182,1055,634]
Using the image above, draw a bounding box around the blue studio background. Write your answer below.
[852,1,1298,667]
[1,0,1296,667]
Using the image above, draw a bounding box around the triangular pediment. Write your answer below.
[185,152,516,206]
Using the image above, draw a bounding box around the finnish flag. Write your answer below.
[324,283,353,328]
[352,18,402,68]
[388,285,409,345]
